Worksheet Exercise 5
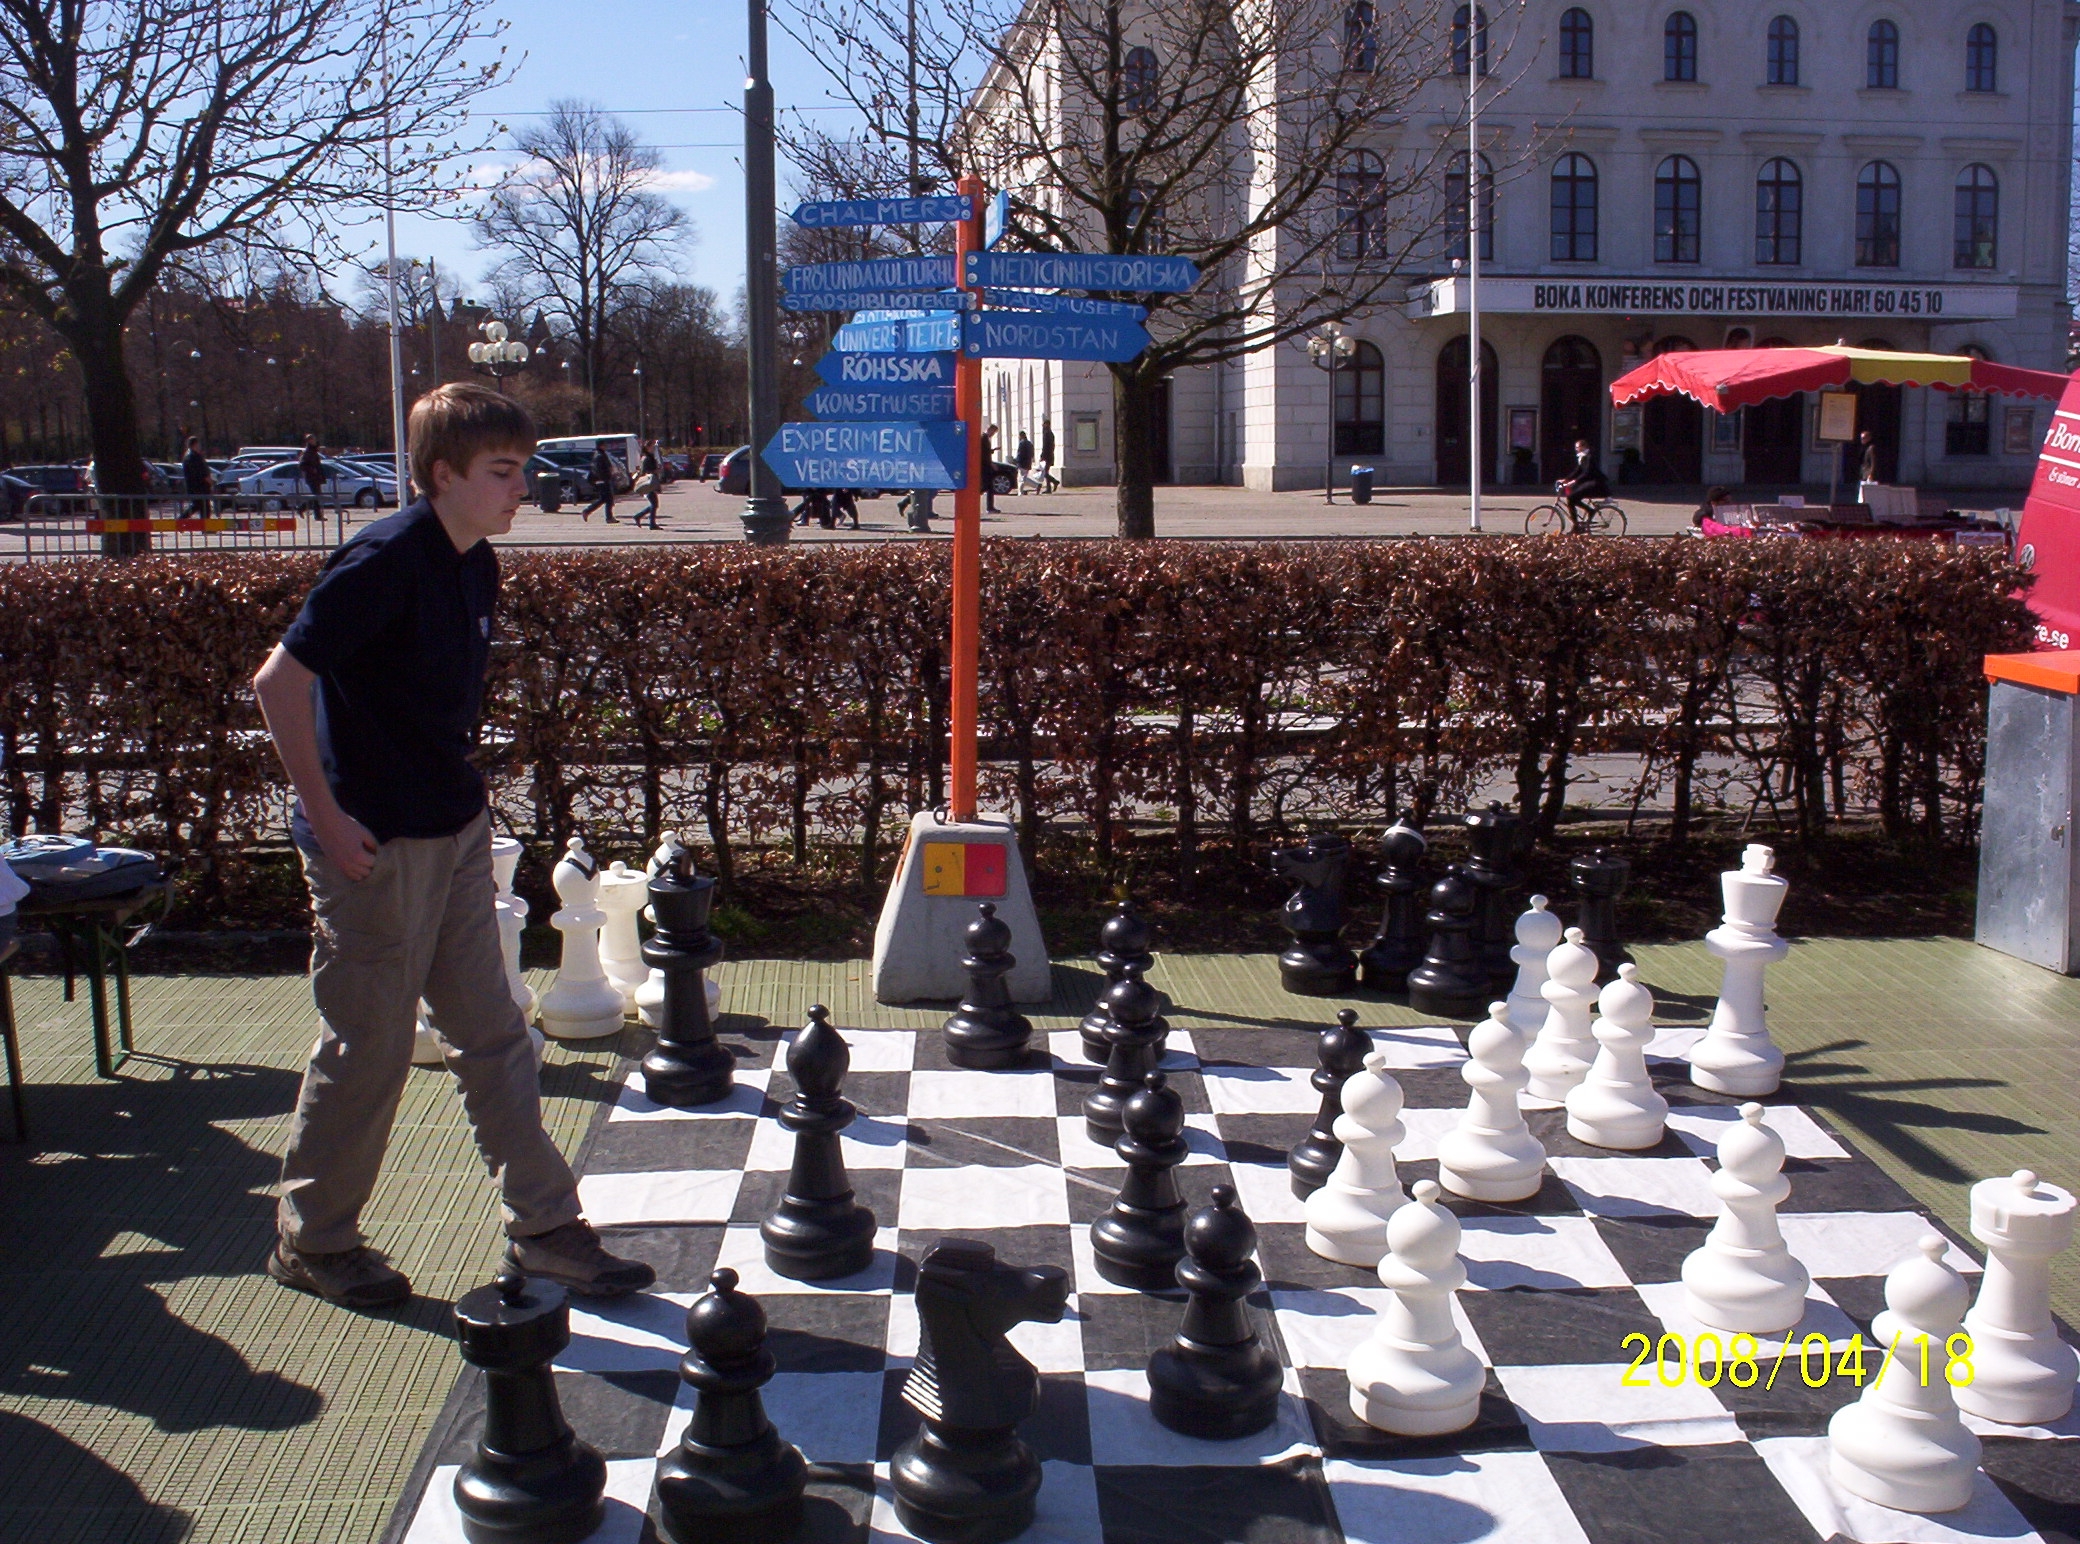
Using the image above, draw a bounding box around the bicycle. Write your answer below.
[1525,485,1628,536]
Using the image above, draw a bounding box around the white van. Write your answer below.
[537,434,640,481]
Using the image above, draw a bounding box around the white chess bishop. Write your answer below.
[1955,1170,2078,1427]
[634,832,721,1027]
[1680,1103,1809,1333]
[1829,1236,1983,1513]
[536,835,629,1040]
[1688,845,1790,1097]
[1563,964,1667,1150]
[1303,1050,1409,1268]
[596,860,649,1012]
[1523,927,1599,1107]
[1504,897,1563,1040]
[1348,1179,1485,1436]
[1437,1003,1546,1204]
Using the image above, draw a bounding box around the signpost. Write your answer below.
[980,289,1147,320]
[804,384,958,421]
[963,312,1151,363]
[760,420,966,490]
[962,250,1199,292]
[814,351,958,387]
[833,313,964,353]
[784,254,956,294]
[784,288,975,313]
[790,194,976,228]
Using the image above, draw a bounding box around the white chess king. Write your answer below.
[1348,1179,1485,1436]
[1688,844,1790,1097]
[536,835,629,1041]
[1680,1103,1809,1333]
[1955,1170,2078,1427]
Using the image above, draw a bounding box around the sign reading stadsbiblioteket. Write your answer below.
[1414,276,2019,322]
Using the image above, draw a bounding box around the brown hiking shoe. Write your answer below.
[505,1220,656,1298]
[268,1240,412,1309]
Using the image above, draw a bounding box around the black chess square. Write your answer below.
[1093,1459,1342,1542]
[760,1293,893,1374]
[1594,1215,1713,1286]
[1208,1113,1314,1169]
[591,1224,726,1293]
[906,1116,1061,1169]
[1254,1223,1387,1293]
[764,1069,913,1117]
[1541,1444,1825,1544]
[586,1117,755,1175]
[1461,1286,1662,1369]
[874,1368,1092,1464]
[730,1168,906,1227]
[1298,1366,1531,1461]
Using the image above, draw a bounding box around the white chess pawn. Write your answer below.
[1829,1236,1983,1513]
[597,861,649,1011]
[635,833,721,1027]
[536,835,628,1040]
[1438,1003,1546,1203]
[1564,963,1668,1150]
[1956,1170,2078,1426]
[1304,1050,1409,1268]
[1523,927,1599,1107]
[414,1001,544,1066]
[1348,1179,1484,1436]
[1688,845,1790,1097]
[1504,897,1563,1040]
[491,835,535,1018]
[1681,1103,1810,1333]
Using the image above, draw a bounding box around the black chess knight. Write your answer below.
[1272,830,1357,995]
[639,841,733,1107]
[760,1006,877,1281]
[942,903,1034,1069]
[1358,819,1427,992]
[1078,897,1155,1063]
[1148,1187,1283,1440]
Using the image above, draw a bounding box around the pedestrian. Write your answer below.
[578,439,618,522]
[299,434,327,517]
[1858,430,1880,488]
[1015,429,1034,495]
[182,435,213,516]
[635,439,661,527]
[1039,418,1058,493]
[249,382,654,1310]
[982,423,1000,514]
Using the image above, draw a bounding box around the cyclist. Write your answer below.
[1557,436,1609,530]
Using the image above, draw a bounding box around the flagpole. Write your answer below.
[383,37,408,500]
[1467,21,1482,533]
[949,175,985,822]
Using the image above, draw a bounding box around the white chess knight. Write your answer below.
[1681,1103,1810,1333]
[634,832,721,1028]
[1348,1179,1485,1436]
[1829,1236,1983,1513]
[1523,927,1599,1108]
[1688,845,1791,1097]
[1504,896,1563,1040]
[1955,1170,2078,1427]
[1564,963,1668,1150]
[597,861,649,1011]
[536,835,629,1040]
[1437,1003,1547,1203]
[1304,1050,1410,1268]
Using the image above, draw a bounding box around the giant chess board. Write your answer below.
[388,1008,2080,1544]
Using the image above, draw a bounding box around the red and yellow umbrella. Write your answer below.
[1610,343,2069,413]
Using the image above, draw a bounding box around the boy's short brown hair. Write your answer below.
[407,383,536,496]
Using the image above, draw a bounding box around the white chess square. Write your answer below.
[1496,1361,1745,1452]
[1364,1024,1471,1069]
[747,1371,887,1463]
[867,1460,1102,1544]
[1081,1367,1316,1465]
[897,1163,1069,1230]
[1271,1285,1489,1370]
[1548,1156,1722,1218]
[771,1026,917,1072]
[1778,1215,1981,1282]
[1389,1107,1463,1163]
[1644,1025,1707,1063]
[1456,1214,1633,1291]
[403,1459,656,1544]
[1633,1279,1864,1350]
[1198,1063,1321,1115]
[1053,1113,1227,1168]
[1754,1435,2042,1544]
[578,1168,742,1227]
[907,1068,1059,1119]
[1224,1160,1311,1225]
[1325,1452,1594,1544]
[609,1068,770,1122]
[1665,1103,1850,1161]
[710,1223,901,1295]
[560,1291,693,1374]
[743,1111,912,1171]
[1045,1029,1199,1070]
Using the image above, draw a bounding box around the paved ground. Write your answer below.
[1,938,2073,1542]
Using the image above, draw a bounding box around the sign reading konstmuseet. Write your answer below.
[1414,276,2018,322]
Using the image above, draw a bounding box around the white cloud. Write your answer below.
[645,168,718,194]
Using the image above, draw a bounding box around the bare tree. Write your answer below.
[0,0,509,531]
[474,101,691,432]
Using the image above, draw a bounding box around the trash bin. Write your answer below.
[1976,650,2080,973]
[1349,466,1376,505]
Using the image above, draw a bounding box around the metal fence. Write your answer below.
[9,493,360,560]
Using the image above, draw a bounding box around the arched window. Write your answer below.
[1446,151,1495,260]
[1866,20,1899,87]
[1664,11,1698,79]
[1754,158,1802,264]
[1560,7,1594,77]
[1965,23,1997,91]
[1550,153,1598,260]
[1724,327,1753,348]
[1342,1,1379,71]
[1766,15,1799,84]
[1336,150,1386,261]
[1126,184,1166,251]
[1335,340,1386,455]
[1948,346,1992,455]
[1954,164,1998,269]
[1452,5,1489,76]
[1856,161,1901,266]
[1122,46,1159,115]
[1654,155,1701,263]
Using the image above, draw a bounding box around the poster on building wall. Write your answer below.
[1817,392,1858,443]
[1712,410,1741,450]
[1509,409,1536,451]
[1611,406,1641,452]
[2006,407,2039,456]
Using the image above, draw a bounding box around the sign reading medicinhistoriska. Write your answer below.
[1415,275,2019,321]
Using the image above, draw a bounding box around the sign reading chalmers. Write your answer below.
[1415,276,2019,321]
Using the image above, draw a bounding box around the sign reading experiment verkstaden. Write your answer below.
[761,420,967,490]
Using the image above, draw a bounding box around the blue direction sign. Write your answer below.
[785,254,956,295]
[963,250,1199,293]
[805,384,958,421]
[763,421,967,490]
[833,313,964,353]
[963,311,1151,363]
[814,351,958,387]
[984,190,1011,250]
[980,289,1147,320]
[790,194,976,229]
[782,289,976,314]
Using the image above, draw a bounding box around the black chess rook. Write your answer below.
[1407,864,1487,1019]
[760,1005,878,1281]
[1092,1071,1191,1291]
[1288,1008,1371,1199]
[1358,819,1427,992]
[450,1266,607,1544]
[639,860,733,1107]
[1570,847,1634,983]
[1079,897,1155,1062]
[942,903,1035,1070]
[1148,1186,1284,1440]
[1083,961,1170,1143]
[1463,801,1524,989]
[1272,831,1357,995]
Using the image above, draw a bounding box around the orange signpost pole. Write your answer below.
[949,173,985,823]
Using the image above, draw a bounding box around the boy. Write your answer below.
[252,383,653,1309]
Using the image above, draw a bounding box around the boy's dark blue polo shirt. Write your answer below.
[280,500,496,843]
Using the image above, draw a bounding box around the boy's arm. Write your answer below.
[252,644,378,880]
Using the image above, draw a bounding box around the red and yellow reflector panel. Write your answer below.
[920,841,1007,898]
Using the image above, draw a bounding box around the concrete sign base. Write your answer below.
[872,811,1051,1003]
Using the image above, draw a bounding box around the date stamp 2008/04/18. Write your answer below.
[1620,1331,1976,1391]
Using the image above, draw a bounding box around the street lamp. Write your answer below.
[739,0,790,543]
[188,348,211,451]
[467,319,529,394]
[1305,323,1357,503]
[632,364,646,442]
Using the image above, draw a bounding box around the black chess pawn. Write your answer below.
[760,1005,878,1281]
[654,1268,807,1544]
[640,852,734,1107]
[1272,830,1357,995]
[1463,801,1524,989]
[893,1239,1070,1544]
[1083,961,1170,1143]
[1407,864,1487,1019]
[1092,1071,1191,1291]
[1569,847,1634,983]
[451,1264,607,1544]
[1078,897,1155,1062]
[942,903,1034,1070]
[1287,1009,1371,1199]
[1148,1186,1283,1439]
[1358,819,1427,992]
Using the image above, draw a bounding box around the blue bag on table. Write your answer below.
[1,836,163,906]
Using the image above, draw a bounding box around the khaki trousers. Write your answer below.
[277,810,580,1253]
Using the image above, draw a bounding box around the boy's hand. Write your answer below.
[313,809,380,881]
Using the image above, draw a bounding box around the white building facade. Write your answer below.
[984,1,2079,491]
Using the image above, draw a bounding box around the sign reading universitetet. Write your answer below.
[833,314,965,353]
[1414,275,2020,321]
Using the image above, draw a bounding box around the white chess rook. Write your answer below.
[1688,844,1790,1097]
[1956,1170,2079,1427]
[1438,1003,1547,1203]
[1523,927,1599,1108]
[597,860,649,1012]
[1348,1179,1485,1436]
[492,835,535,1019]
[1681,1103,1810,1333]
[1829,1236,1983,1513]
[1564,964,1668,1150]
[1303,1051,1409,1268]
[536,835,628,1041]
[1504,896,1563,1040]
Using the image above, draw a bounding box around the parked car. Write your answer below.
[534,446,632,494]
[527,453,586,510]
[663,453,697,480]
[7,464,89,495]
[234,457,398,508]
[699,452,726,480]
[0,472,32,520]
